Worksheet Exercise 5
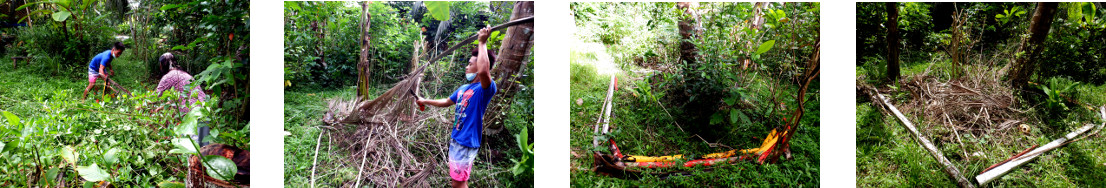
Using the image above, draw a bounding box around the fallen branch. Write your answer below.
[354,126,375,187]
[876,91,975,188]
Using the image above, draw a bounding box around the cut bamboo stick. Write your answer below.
[974,124,1093,185]
[602,76,617,135]
[876,92,975,188]
[593,76,617,148]
[310,130,324,188]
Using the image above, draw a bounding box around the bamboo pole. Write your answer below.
[976,106,1105,185]
[974,124,1093,185]
[593,76,617,148]
[310,130,324,188]
[876,92,975,188]
[601,76,617,135]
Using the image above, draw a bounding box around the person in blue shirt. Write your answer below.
[83,42,126,99]
[416,27,497,188]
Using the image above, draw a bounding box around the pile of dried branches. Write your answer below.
[311,63,457,187]
[896,66,1023,133]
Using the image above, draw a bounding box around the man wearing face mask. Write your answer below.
[415,27,496,188]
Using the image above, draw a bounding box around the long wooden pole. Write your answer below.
[418,16,534,66]
[876,92,975,188]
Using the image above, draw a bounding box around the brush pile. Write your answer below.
[316,65,453,187]
[896,65,1024,133]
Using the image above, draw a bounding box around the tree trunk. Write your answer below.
[886,2,900,81]
[356,2,374,98]
[314,20,327,69]
[677,2,698,65]
[484,1,535,135]
[1008,2,1058,89]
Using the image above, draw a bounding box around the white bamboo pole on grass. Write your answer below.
[876,92,975,188]
[593,76,617,148]
[976,106,1105,185]
[974,124,1093,185]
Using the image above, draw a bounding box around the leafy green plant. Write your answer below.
[994,6,1026,25]
[1063,2,1097,27]
[1038,77,1080,113]
[510,126,534,177]
[167,105,237,181]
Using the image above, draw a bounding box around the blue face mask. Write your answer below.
[465,73,477,81]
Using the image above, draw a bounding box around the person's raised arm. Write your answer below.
[476,27,493,89]
[417,97,455,107]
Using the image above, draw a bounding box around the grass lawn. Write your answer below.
[0,54,152,114]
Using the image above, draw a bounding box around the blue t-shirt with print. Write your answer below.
[449,80,497,148]
[88,50,114,73]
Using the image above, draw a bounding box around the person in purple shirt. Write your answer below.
[155,52,208,113]
[416,27,497,188]
[83,42,126,99]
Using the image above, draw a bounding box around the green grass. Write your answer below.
[570,43,820,187]
[857,51,1106,187]
[0,53,152,115]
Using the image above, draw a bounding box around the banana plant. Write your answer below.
[16,0,101,36]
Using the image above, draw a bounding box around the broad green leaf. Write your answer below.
[203,155,238,181]
[285,2,301,11]
[755,40,776,55]
[2,140,17,153]
[160,4,183,11]
[177,107,204,136]
[730,110,742,124]
[76,163,111,182]
[61,146,79,167]
[425,1,452,21]
[169,138,198,154]
[158,182,186,188]
[2,111,19,125]
[1083,3,1095,23]
[45,168,59,182]
[0,141,4,153]
[1069,3,1085,24]
[104,148,122,165]
[52,10,71,22]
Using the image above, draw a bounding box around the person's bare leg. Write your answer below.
[83,79,96,99]
[451,180,468,188]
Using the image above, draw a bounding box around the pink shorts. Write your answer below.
[448,140,479,182]
[88,68,102,83]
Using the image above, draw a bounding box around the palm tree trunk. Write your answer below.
[357,2,374,98]
[677,2,698,65]
[484,1,535,135]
